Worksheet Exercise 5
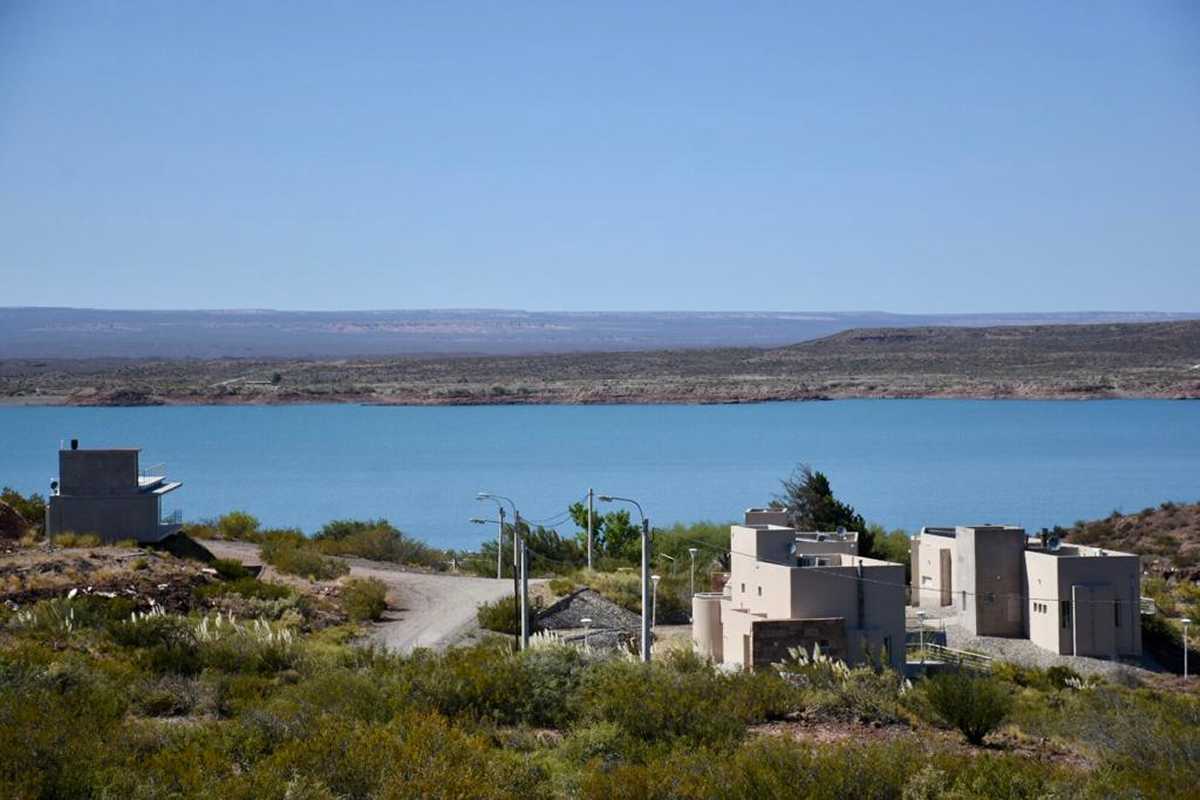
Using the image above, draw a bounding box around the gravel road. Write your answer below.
[204,539,523,652]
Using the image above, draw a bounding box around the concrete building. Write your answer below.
[911,525,1140,658]
[693,510,905,671]
[46,441,183,543]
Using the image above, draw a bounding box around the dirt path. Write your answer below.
[204,539,525,652]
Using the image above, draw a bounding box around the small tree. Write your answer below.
[217,511,260,540]
[923,672,1013,745]
[772,465,872,555]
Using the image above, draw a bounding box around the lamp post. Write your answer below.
[478,493,527,650]
[581,617,592,649]
[916,610,928,665]
[688,547,698,597]
[599,494,652,663]
[1183,618,1192,680]
[468,514,504,580]
[651,574,661,628]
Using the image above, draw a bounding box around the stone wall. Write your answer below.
[750,617,846,668]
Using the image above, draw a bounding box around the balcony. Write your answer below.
[158,508,183,537]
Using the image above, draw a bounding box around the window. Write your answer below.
[1061,600,1072,629]
[1114,599,1121,628]
[757,586,762,597]
[961,590,967,610]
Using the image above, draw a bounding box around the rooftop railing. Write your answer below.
[139,463,166,480]
[161,509,182,525]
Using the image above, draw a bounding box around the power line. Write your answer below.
[680,536,1136,609]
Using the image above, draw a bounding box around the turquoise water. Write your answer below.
[1,401,1196,550]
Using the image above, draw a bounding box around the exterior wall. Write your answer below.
[1025,552,1062,653]
[720,604,757,669]
[59,450,139,496]
[793,538,857,556]
[1027,550,1141,657]
[744,508,790,526]
[751,618,846,667]
[915,535,957,610]
[692,594,724,662]
[956,526,1026,637]
[48,494,160,543]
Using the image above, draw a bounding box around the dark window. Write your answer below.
[1114,600,1121,628]
[740,583,745,593]
[1061,600,1072,629]
[757,586,762,597]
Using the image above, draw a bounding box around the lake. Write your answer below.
[1,401,1197,550]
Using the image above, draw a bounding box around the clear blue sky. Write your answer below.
[1,1,1197,312]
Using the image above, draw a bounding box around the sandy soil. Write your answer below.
[204,539,527,652]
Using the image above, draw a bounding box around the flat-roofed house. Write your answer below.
[46,440,183,543]
[911,524,1140,658]
[693,509,905,671]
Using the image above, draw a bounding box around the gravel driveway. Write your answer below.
[204,539,525,652]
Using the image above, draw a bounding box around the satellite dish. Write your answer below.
[788,541,798,557]
[836,526,846,536]
[1046,535,1062,552]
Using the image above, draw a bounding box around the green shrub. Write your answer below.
[1,487,45,537]
[314,519,445,568]
[196,576,294,602]
[476,595,532,636]
[342,578,388,622]
[52,532,102,547]
[212,557,253,581]
[260,536,349,581]
[577,660,746,747]
[217,510,260,540]
[922,671,1013,745]
[548,577,576,595]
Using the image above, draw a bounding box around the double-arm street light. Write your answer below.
[477,492,528,650]
[598,494,652,663]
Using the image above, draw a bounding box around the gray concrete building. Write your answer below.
[46,441,183,543]
[912,525,1140,658]
[693,509,905,671]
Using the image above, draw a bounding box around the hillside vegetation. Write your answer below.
[3,320,1199,405]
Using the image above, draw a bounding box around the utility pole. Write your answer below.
[1184,618,1192,680]
[688,547,698,597]
[518,510,529,650]
[586,488,594,571]
[496,506,505,580]
[641,516,651,663]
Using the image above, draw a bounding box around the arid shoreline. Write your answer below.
[3,320,1198,407]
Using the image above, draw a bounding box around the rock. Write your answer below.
[0,500,31,540]
[536,588,642,633]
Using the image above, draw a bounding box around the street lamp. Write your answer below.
[916,610,928,665]
[581,616,592,649]
[688,547,699,597]
[651,574,661,628]
[1183,618,1192,680]
[599,494,652,663]
[478,492,528,650]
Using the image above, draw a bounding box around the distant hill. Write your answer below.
[1061,502,1200,573]
[2,307,1197,359]
[3,319,1199,405]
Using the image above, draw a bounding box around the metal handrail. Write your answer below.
[160,509,182,525]
[140,463,166,479]
[907,641,993,669]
